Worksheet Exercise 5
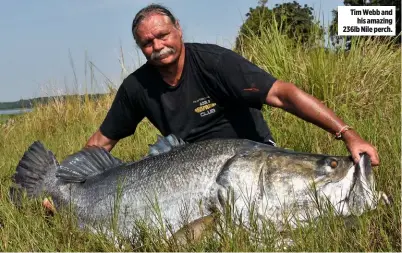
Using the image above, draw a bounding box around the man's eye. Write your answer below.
[142,41,152,47]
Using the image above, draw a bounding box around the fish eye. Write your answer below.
[330,160,338,169]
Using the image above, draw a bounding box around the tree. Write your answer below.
[235,1,324,51]
[329,0,401,49]
[329,9,352,50]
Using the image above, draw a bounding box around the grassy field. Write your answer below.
[0,114,18,124]
[0,24,400,251]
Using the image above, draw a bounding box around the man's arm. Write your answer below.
[266,80,379,166]
[85,129,119,152]
[87,76,145,152]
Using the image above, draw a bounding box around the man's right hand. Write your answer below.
[85,129,118,152]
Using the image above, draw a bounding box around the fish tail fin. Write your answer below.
[9,141,59,203]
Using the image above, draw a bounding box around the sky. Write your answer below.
[0,0,344,102]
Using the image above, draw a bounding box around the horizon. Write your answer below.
[0,0,343,103]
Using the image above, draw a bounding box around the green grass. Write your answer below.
[0,22,400,251]
[0,114,18,124]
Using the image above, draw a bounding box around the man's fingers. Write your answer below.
[352,151,361,164]
[367,148,380,166]
[346,139,380,166]
[352,147,380,166]
[361,144,380,166]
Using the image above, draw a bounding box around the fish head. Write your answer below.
[303,152,377,216]
[263,150,378,219]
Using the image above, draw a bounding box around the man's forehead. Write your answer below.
[138,13,173,29]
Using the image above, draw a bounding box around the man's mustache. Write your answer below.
[150,47,176,60]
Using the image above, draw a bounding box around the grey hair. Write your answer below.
[131,4,178,43]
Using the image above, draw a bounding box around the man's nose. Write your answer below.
[153,39,164,51]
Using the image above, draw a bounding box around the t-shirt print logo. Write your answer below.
[243,83,260,92]
[243,87,260,92]
[193,97,216,117]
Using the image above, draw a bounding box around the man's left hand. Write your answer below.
[342,130,380,166]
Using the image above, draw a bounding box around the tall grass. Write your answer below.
[0,18,400,251]
[0,114,17,124]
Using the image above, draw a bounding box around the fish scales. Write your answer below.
[53,139,247,233]
[10,136,385,242]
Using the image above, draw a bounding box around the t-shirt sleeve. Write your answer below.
[214,50,277,108]
[99,78,145,140]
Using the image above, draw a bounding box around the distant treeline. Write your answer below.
[0,93,109,110]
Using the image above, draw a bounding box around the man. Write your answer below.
[86,4,379,166]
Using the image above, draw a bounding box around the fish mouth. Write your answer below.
[345,153,378,216]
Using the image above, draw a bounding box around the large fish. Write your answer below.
[9,135,385,242]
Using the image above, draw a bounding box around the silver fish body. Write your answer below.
[10,137,380,238]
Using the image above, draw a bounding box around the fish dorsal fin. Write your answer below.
[56,147,123,183]
[147,134,187,157]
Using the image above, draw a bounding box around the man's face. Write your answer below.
[135,13,183,67]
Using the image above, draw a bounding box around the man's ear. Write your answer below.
[175,20,183,38]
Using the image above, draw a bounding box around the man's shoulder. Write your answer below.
[122,63,154,89]
[184,43,239,72]
[131,62,154,78]
[185,42,233,57]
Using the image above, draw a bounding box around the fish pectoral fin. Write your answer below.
[56,146,124,183]
[170,215,216,245]
[147,134,187,157]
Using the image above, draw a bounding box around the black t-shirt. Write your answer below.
[100,43,278,145]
